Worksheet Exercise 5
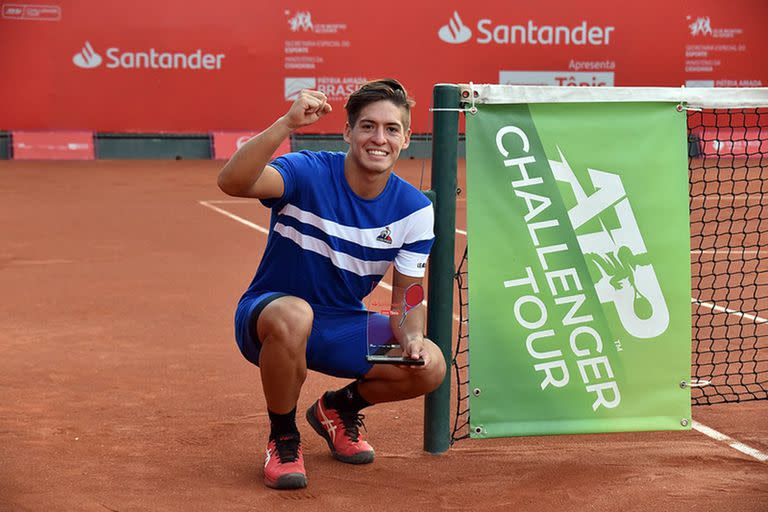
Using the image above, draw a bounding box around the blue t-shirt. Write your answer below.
[244,151,435,310]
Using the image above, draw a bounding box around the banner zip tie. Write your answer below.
[677,103,703,112]
[680,379,711,388]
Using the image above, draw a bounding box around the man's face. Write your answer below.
[344,100,411,175]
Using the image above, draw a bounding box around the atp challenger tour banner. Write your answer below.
[465,102,692,437]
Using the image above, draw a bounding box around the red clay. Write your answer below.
[0,160,766,511]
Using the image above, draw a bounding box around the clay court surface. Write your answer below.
[1,159,766,511]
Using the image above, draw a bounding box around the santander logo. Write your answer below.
[439,13,615,46]
[71,41,226,70]
[72,41,102,68]
[439,12,472,44]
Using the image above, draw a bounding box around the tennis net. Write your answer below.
[688,106,767,405]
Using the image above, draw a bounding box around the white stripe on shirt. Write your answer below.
[278,203,434,249]
[273,223,392,277]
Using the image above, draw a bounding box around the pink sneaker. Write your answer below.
[263,434,307,489]
[306,393,375,464]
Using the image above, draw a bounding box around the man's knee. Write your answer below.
[422,342,447,393]
[256,296,313,349]
[402,340,447,395]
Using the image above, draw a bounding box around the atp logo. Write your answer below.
[549,148,670,339]
[688,16,712,36]
[438,11,472,44]
[72,41,102,69]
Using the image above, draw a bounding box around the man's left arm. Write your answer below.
[390,200,434,362]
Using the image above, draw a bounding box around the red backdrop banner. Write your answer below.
[1,0,766,133]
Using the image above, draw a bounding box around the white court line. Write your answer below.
[689,298,768,460]
[691,297,768,324]
[198,200,269,235]
[692,421,768,462]
[199,200,460,320]
[204,199,256,205]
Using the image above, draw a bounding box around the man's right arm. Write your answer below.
[217,90,331,199]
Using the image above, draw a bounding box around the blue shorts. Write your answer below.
[234,291,395,379]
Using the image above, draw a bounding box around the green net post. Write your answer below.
[424,83,460,454]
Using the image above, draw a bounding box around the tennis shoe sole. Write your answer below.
[264,472,308,490]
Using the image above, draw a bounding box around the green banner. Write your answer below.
[466,102,692,437]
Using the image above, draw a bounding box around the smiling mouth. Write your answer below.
[366,149,389,157]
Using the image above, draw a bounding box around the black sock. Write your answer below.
[324,381,371,413]
[268,407,299,439]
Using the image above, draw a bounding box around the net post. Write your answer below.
[424,83,460,454]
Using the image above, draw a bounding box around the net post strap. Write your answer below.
[430,82,477,114]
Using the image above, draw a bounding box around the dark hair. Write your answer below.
[345,78,415,129]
